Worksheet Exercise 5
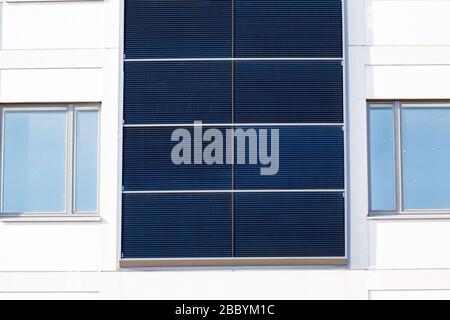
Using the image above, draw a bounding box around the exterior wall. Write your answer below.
[1,269,450,300]
[348,0,450,271]
[0,0,121,272]
[0,0,449,299]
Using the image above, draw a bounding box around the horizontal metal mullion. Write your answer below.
[123,123,345,128]
[124,57,344,62]
[123,190,345,194]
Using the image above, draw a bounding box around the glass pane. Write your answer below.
[75,110,99,212]
[402,107,450,210]
[369,107,396,211]
[2,110,67,213]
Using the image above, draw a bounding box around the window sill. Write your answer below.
[368,213,450,221]
[0,215,102,223]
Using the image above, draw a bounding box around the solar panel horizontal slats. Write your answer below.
[234,61,343,123]
[123,127,232,191]
[125,0,232,59]
[234,126,344,190]
[235,0,343,58]
[124,61,232,125]
[234,192,345,257]
[122,193,232,258]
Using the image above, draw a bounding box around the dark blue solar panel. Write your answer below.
[235,0,342,57]
[122,193,232,258]
[125,0,232,59]
[234,192,345,257]
[123,127,232,191]
[122,0,346,262]
[234,60,343,123]
[124,61,232,125]
[234,126,344,190]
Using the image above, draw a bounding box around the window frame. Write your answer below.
[368,101,450,215]
[0,103,100,217]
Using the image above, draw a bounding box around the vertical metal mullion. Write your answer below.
[231,0,235,59]
[231,63,235,258]
[67,105,75,215]
[231,0,235,258]
[394,101,403,213]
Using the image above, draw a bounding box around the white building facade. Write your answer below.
[0,0,449,299]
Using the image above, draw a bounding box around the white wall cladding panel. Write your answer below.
[350,0,450,273]
[368,46,450,66]
[0,293,100,300]
[0,0,119,274]
[0,68,102,102]
[0,0,450,299]
[0,1,104,49]
[369,220,450,270]
[346,0,366,46]
[370,290,450,300]
[0,49,106,69]
[366,65,450,99]
[367,0,450,46]
[0,224,102,271]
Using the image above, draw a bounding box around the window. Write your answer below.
[1,105,99,215]
[368,102,450,214]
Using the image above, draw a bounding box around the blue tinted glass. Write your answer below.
[369,107,395,211]
[75,110,99,212]
[3,111,67,213]
[402,107,450,210]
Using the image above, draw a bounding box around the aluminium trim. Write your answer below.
[123,123,345,128]
[123,189,345,194]
[0,215,102,223]
[125,57,344,62]
[368,213,450,220]
[0,104,101,216]
[120,257,348,268]
[342,0,349,261]
[67,105,75,215]
[231,20,236,257]
[370,210,450,216]
[367,101,450,215]
[117,0,126,266]
[366,104,397,213]
[119,0,348,266]
[395,102,404,213]
[72,106,101,214]
[402,103,450,108]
